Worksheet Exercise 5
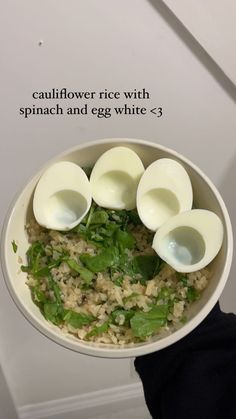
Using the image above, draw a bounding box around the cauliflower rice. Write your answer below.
[23,208,210,346]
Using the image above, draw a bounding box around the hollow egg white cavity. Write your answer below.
[90,146,145,210]
[152,209,224,273]
[136,158,193,231]
[33,161,92,231]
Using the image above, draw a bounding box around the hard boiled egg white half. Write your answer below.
[33,161,92,231]
[152,209,224,272]
[137,158,193,231]
[90,146,145,210]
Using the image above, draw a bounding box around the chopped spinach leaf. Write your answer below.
[21,242,68,278]
[85,203,96,228]
[123,293,139,304]
[107,209,142,229]
[130,305,168,338]
[27,242,44,266]
[63,310,95,329]
[113,275,124,287]
[132,254,161,282]
[89,210,109,226]
[47,274,62,304]
[111,309,135,325]
[21,265,31,273]
[107,210,129,229]
[186,286,199,302]
[33,266,51,278]
[12,240,18,253]
[115,229,136,251]
[127,210,142,226]
[86,321,110,339]
[31,286,48,304]
[67,259,94,284]
[180,277,188,286]
[176,273,188,286]
[43,303,65,325]
[157,287,174,302]
[80,247,119,273]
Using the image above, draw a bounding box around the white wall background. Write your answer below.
[0,0,236,414]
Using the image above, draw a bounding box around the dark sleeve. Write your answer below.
[135,303,236,419]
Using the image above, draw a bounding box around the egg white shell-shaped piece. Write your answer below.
[137,158,193,231]
[33,162,92,231]
[152,209,224,273]
[90,147,144,210]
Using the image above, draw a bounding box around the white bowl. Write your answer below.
[1,138,233,358]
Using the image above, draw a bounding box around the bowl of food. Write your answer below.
[1,138,233,358]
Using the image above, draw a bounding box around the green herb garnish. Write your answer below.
[132,254,161,282]
[111,309,135,325]
[80,247,119,273]
[43,303,65,325]
[12,240,18,253]
[186,286,199,302]
[130,305,169,338]
[123,293,139,303]
[115,229,136,251]
[67,259,94,284]
[176,273,188,286]
[86,321,110,339]
[63,310,95,329]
